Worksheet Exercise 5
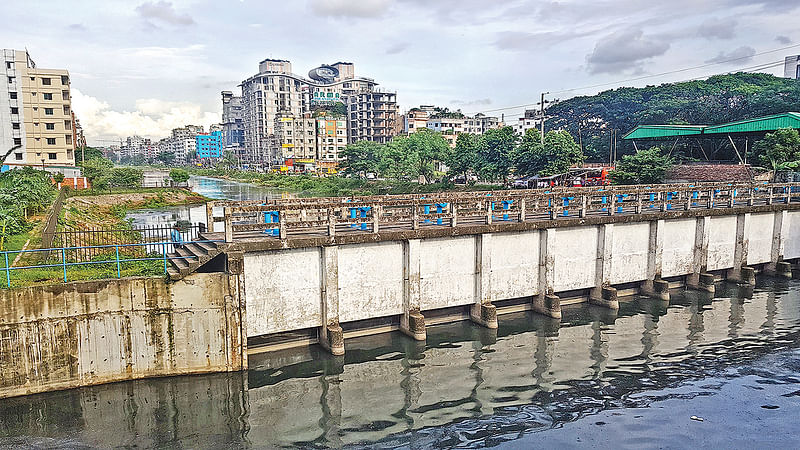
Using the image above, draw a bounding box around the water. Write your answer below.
[126,175,293,229]
[2,280,799,448]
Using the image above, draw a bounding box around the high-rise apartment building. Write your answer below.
[785,55,800,80]
[347,91,398,145]
[1,49,76,171]
[220,91,244,156]
[316,117,348,161]
[236,58,397,168]
[196,130,223,159]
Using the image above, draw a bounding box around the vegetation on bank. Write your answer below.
[546,72,800,162]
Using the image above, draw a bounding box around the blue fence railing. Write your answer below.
[0,240,222,288]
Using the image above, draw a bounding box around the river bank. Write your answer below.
[190,168,501,197]
[62,188,208,230]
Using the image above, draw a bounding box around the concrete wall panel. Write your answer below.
[707,216,737,271]
[245,249,322,336]
[419,236,477,310]
[553,227,598,291]
[0,273,243,399]
[487,231,540,300]
[661,219,696,277]
[784,211,800,259]
[747,213,774,265]
[338,242,404,323]
[609,222,649,284]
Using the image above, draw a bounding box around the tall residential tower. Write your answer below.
[1,49,76,171]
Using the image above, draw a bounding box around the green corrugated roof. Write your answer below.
[623,112,800,140]
[704,112,800,134]
[622,125,706,140]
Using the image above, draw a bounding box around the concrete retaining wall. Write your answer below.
[0,272,245,399]
[243,209,800,346]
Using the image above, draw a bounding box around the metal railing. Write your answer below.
[52,223,205,262]
[0,239,221,288]
[208,182,800,242]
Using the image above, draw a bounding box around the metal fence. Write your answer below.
[52,223,205,262]
[0,239,220,288]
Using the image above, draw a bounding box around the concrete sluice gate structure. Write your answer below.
[234,183,800,356]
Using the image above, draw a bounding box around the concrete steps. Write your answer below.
[166,235,224,280]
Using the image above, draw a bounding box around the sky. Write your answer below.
[2,0,800,145]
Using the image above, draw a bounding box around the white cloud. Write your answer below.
[586,28,671,74]
[135,1,194,26]
[309,0,391,18]
[71,89,220,144]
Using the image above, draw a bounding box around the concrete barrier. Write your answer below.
[242,207,800,355]
[0,272,246,399]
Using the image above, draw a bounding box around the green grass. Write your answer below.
[0,252,166,288]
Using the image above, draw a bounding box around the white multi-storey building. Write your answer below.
[237,59,397,168]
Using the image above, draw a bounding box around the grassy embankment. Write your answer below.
[190,168,503,197]
[1,188,208,288]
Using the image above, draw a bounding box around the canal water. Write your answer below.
[125,176,293,229]
[1,279,799,448]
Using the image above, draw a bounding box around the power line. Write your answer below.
[466,42,800,116]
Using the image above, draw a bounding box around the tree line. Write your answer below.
[340,127,586,183]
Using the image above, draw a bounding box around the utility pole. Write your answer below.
[540,91,549,145]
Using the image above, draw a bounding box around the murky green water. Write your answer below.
[126,175,292,229]
[1,279,799,448]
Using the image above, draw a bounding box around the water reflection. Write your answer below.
[126,175,293,229]
[2,280,800,448]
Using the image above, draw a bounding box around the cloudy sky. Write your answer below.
[2,0,799,144]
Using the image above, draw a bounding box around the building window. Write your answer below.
[46,123,55,130]
[45,108,54,115]
[61,75,69,85]
[9,92,16,99]
[12,123,19,130]
[63,105,70,115]
[42,77,51,85]
[10,107,18,114]
[5,62,11,69]
[7,76,14,83]
[43,93,53,100]
[64,120,71,130]
[62,90,69,100]
[48,153,57,160]
[46,138,56,145]
[14,153,22,160]
[13,138,21,146]
[65,135,72,145]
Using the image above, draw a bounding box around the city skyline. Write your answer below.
[2,0,798,144]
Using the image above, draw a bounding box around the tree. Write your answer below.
[399,128,450,183]
[448,133,481,180]
[512,129,584,177]
[108,167,143,188]
[81,157,113,187]
[170,168,190,184]
[340,141,383,177]
[222,150,238,169]
[478,126,517,181]
[753,128,800,172]
[609,147,673,185]
[156,152,176,166]
[378,140,414,179]
[75,147,104,165]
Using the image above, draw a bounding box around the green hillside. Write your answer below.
[545,72,800,162]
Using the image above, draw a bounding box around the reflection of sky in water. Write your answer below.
[188,176,292,201]
[127,176,294,229]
